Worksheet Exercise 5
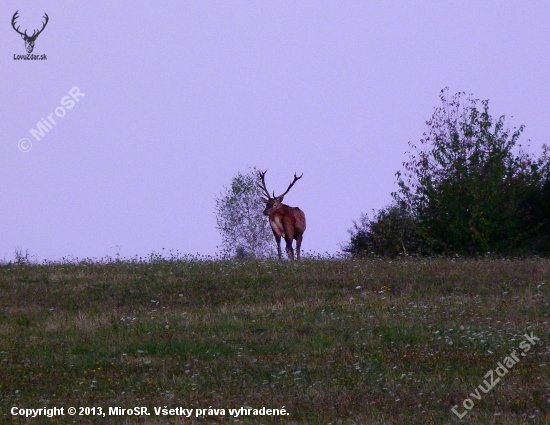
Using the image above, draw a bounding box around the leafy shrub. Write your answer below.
[215,167,275,258]
[394,89,544,255]
[345,203,422,257]
[349,89,550,257]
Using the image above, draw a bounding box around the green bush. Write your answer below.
[345,203,423,257]
[394,89,547,256]
[349,89,550,257]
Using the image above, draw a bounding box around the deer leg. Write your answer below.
[295,233,303,260]
[285,237,295,261]
[274,234,282,260]
[282,219,296,261]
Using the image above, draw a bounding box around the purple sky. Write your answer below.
[2,2,550,261]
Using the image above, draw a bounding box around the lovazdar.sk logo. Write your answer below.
[11,10,49,60]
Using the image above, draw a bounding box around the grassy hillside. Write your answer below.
[0,258,549,424]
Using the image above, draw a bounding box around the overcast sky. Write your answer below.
[1,1,549,261]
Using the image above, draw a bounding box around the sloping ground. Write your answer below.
[0,258,549,424]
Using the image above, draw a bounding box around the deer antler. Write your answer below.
[11,11,49,39]
[32,12,50,37]
[31,13,49,39]
[257,170,272,199]
[11,11,26,37]
[277,172,303,199]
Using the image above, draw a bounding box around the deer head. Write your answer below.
[12,11,49,54]
[257,170,303,216]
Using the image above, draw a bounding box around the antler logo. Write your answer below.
[11,11,49,54]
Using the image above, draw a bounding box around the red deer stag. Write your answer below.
[257,170,306,261]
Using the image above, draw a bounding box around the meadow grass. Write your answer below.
[0,257,549,424]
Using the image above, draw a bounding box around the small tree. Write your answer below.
[215,167,275,258]
[394,88,539,255]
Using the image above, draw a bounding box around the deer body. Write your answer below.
[258,171,306,260]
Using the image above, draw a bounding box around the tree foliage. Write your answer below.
[348,88,550,257]
[344,203,422,257]
[394,88,542,255]
[215,167,275,258]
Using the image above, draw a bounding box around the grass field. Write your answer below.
[0,257,549,424]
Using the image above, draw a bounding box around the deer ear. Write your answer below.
[260,197,269,203]
[277,195,284,202]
